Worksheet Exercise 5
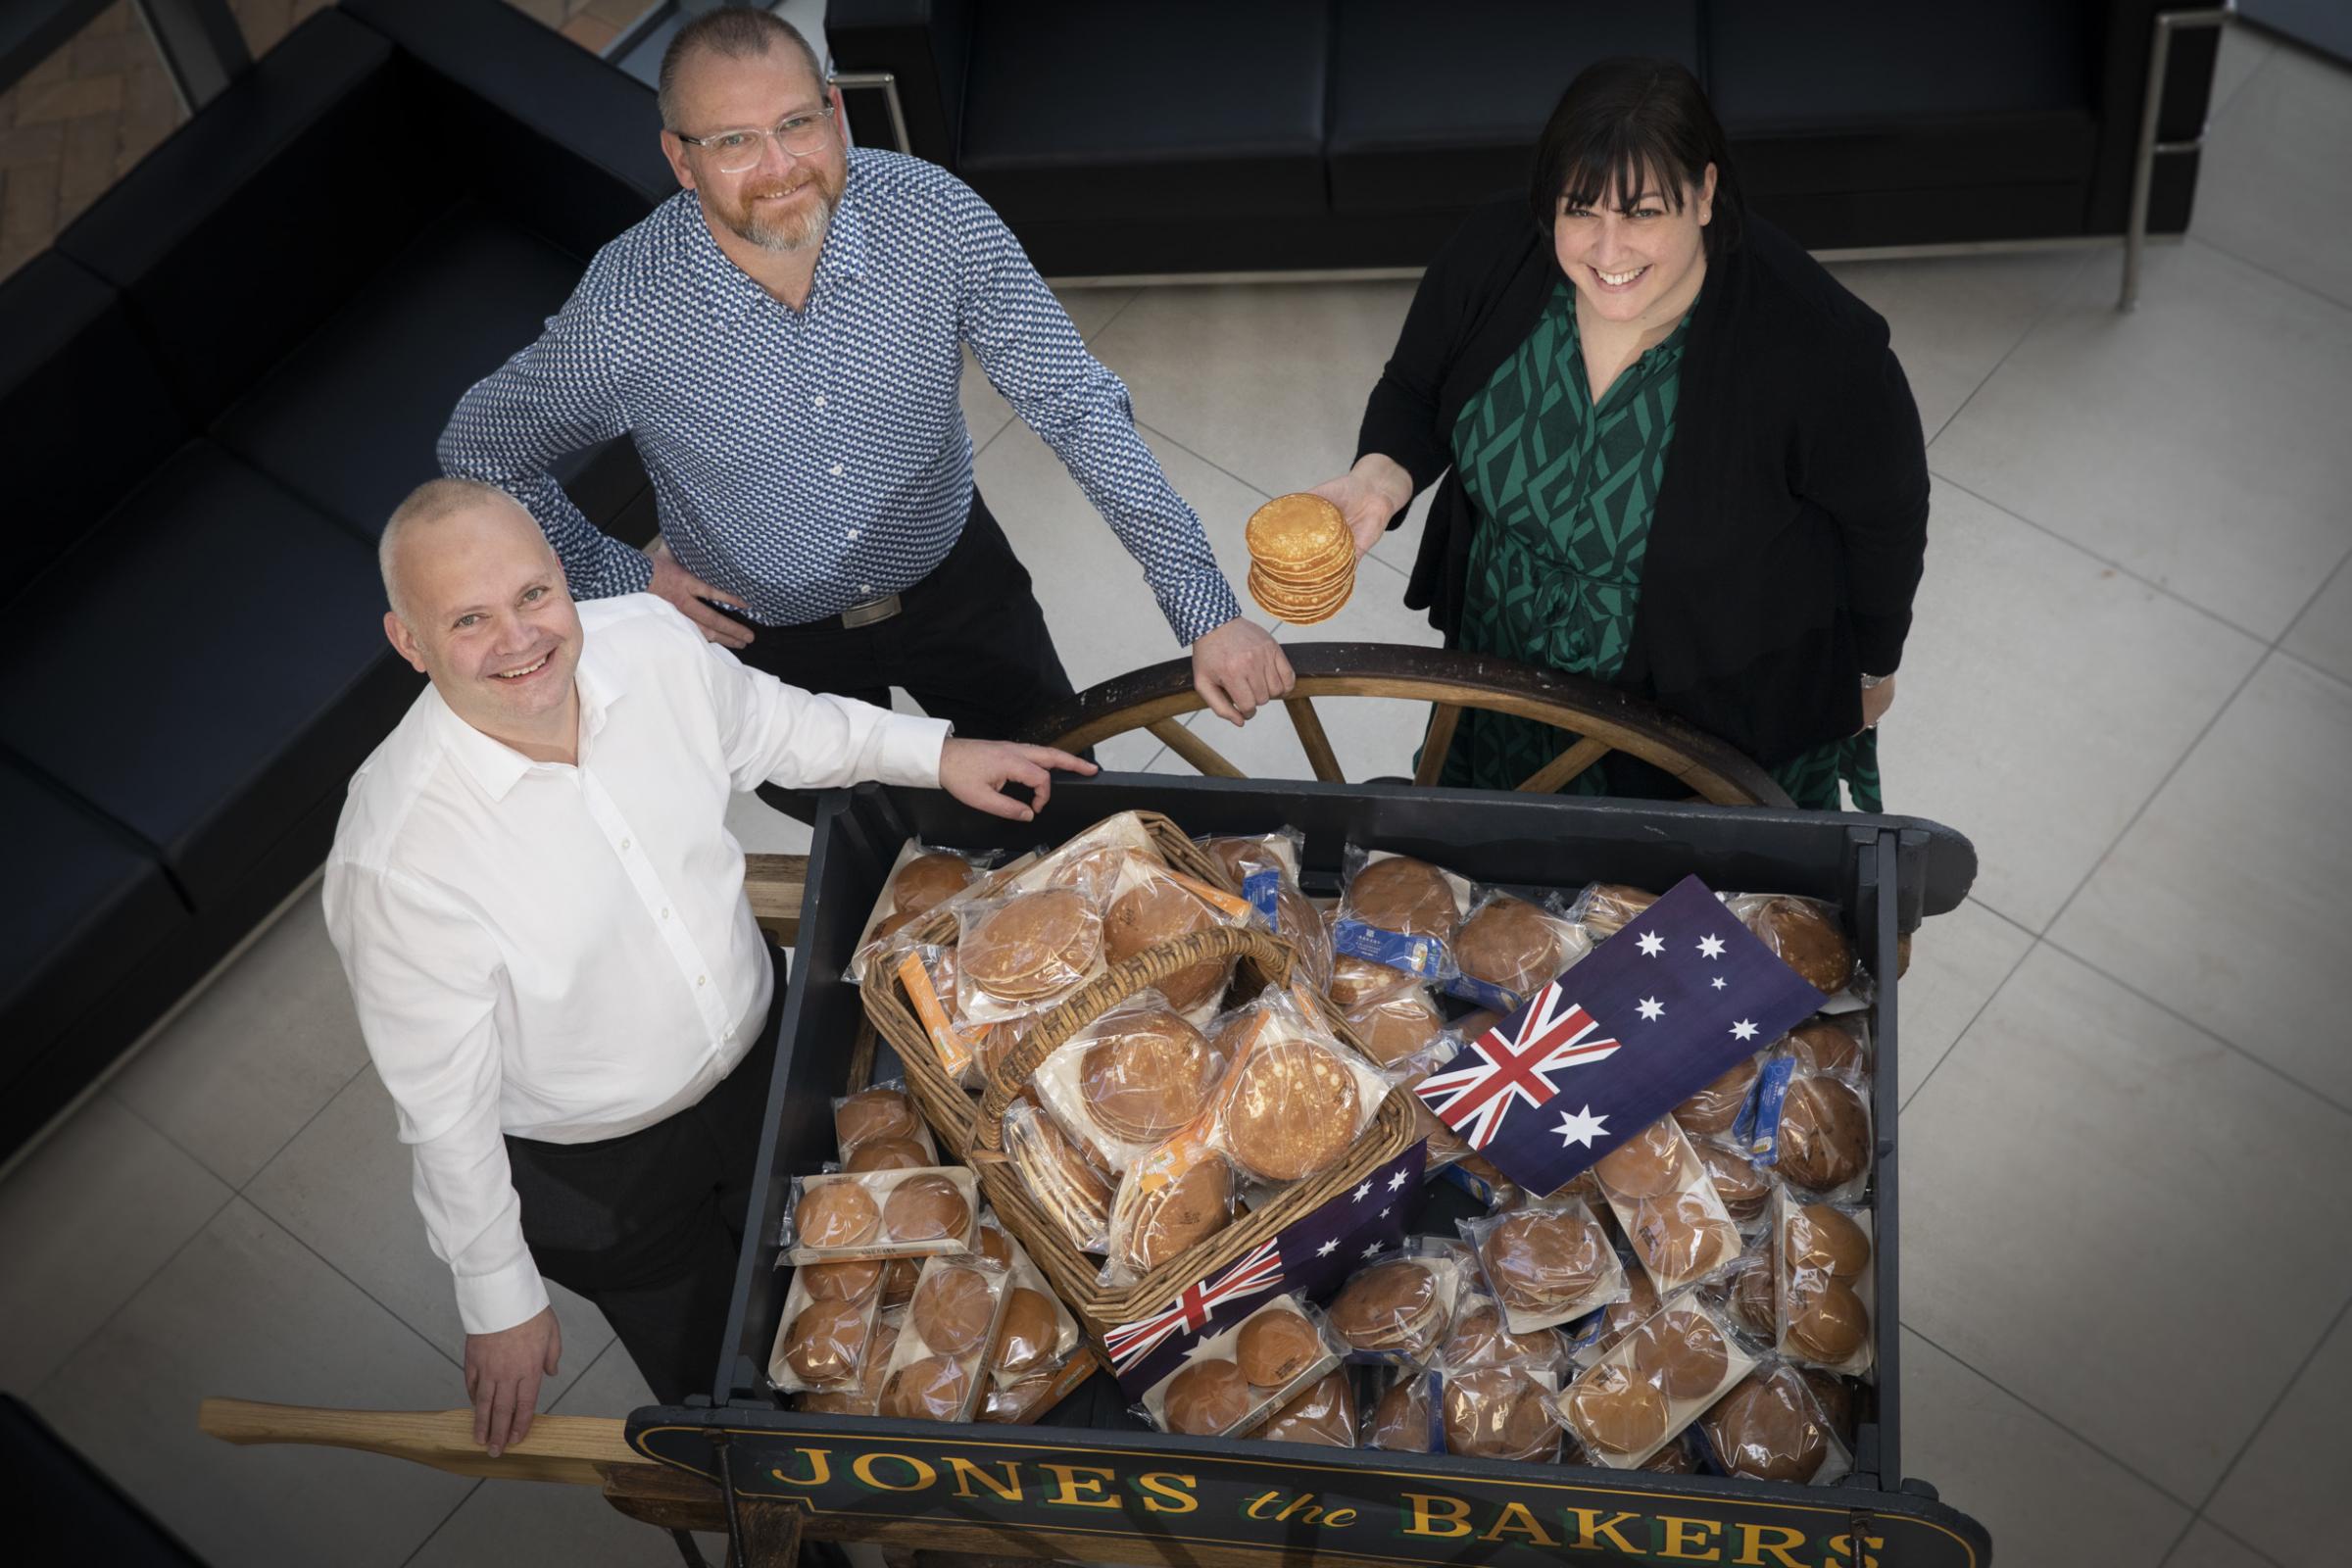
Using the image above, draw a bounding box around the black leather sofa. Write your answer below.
[0,0,670,1157]
[830,0,2222,275]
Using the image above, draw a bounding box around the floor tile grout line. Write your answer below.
[2184,1512,2293,1568]
[1894,934,2040,1117]
[1918,249,2096,450]
[2037,650,2268,943]
[2274,638,2352,696]
[2149,1514,2199,1568]
[1901,1322,2211,1512]
[1924,469,2276,648]
[239,1198,472,1375]
[2037,930,2352,1119]
[1134,418,1280,510]
[397,1476,487,1568]
[27,1187,240,1407]
[2184,230,2352,323]
[2205,32,2280,122]
[2187,1286,2352,1522]
[1079,287,1143,346]
[103,1087,242,1194]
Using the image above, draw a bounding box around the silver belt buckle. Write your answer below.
[839,593,902,629]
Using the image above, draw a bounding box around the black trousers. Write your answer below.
[727,490,1080,819]
[503,948,785,1406]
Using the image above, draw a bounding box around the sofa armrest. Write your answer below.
[342,0,671,253]
[827,0,975,165]
[2085,0,2223,234]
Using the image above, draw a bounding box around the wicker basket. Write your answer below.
[971,921,1415,1339]
[863,810,1237,1156]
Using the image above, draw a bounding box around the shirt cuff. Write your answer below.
[454,1257,552,1338]
[1172,574,1247,646]
[1849,610,1911,679]
[608,545,656,598]
[880,713,954,788]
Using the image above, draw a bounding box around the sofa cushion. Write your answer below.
[0,442,418,908]
[0,765,189,1085]
[957,0,1330,226]
[52,10,439,422]
[1709,0,2101,194]
[0,254,186,604]
[215,201,646,539]
[1329,0,1700,216]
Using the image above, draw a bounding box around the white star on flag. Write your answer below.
[1351,1181,1372,1201]
[1379,1205,1391,1217]
[1316,1239,1339,1257]
[1731,1019,1759,1041]
[1711,976,1728,991]
[1362,1241,1385,1259]
[1553,1104,1610,1149]
[1637,931,1665,957]
[1698,933,1727,958]
[1637,997,1664,1022]
[1387,1169,1410,1192]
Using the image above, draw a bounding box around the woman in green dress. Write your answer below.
[1312,59,1927,809]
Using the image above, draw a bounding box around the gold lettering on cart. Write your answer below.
[1134,1472,1200,1514]
[1399,1494,1475,1538]
[1734,1523,1810,1566]
[767,1447,833,1488]
[1480,1501,1559,1546]
[1658,1515,1724,1558]
[1038,1463,1122,1509]
[1562,1508,1647,1552]
[1241,1491,1360,1528]
[944,1457,1023,1502]
[849,1452,935,1492]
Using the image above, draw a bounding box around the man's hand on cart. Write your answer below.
[1191,616,1296,725]
[940,739,1098,822]
[465,1304,562,1458]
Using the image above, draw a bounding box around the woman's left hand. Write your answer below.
[1861,674,1897,729]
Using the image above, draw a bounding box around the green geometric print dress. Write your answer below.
[1437,280,1882,812]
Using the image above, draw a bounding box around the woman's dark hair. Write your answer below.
[1529,57,1743,259]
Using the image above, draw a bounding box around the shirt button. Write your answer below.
[859,583,872,594]
[812,395,827,410]
[828,463,844,477]
[846,529,859,542]
[661,907,670,920]
[620,838,631,851]
[697,974,708,986]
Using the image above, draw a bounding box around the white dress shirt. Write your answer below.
[323,594,947,1335]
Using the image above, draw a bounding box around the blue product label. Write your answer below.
[1688,1421,1724,1476]
[1243,868,1283,930]
[1445,972,1523,1013]
[1422,1370,1446,1453]
[1745,1057,1798,1164]
[1331,917,1448,981]
[1438,1161,1496,1207]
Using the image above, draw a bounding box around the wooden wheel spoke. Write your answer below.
[1284,695,1345,783]
[1412,703,1463,787]
[1148,717,1247,779]
[1515,735,1610,794]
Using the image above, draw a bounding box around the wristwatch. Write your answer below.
[1859,672,1890,690]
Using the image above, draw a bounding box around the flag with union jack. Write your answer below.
[1413,875,1825,1198]
[1105,1143,1424,1396]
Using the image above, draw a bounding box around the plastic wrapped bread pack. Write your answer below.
[1553,1291,1758,1470]
[873,1253,1014,1423]
[1445,887,1592,1012]
[783,1166,980,1264]
[1330,847,1471,986]
[1590,1116,1746,1296]
[1460,1193,1630,1334]
[1134,1296,1343,1438]
[1772,1187,1877,1378]
[767,1260,886,1395]
[849,840,994,984]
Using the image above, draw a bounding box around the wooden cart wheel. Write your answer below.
[1018,641,1792,808]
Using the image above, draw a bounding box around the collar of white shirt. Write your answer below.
[425,654,619,800]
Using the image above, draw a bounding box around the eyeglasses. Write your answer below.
[674,105,836,173]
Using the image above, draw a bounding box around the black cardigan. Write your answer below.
[1358,202,1929,771]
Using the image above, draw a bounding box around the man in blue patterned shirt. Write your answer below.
[439,11,1292,765]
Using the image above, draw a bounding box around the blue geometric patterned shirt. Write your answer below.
[439,148,1241,643]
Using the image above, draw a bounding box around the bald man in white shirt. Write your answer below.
[325,478,1088,1454]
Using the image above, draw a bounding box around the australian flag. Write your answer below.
[1414,875,1825,1199]
[1104,1143,1425,1396]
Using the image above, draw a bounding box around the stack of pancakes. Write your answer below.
[1245,493,1354,625]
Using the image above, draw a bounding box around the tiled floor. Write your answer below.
[3,18,2348,1568]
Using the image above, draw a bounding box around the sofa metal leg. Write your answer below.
[2123,3,2235,311]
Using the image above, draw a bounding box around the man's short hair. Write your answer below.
[658,10,825,132]
[379,476,524,622]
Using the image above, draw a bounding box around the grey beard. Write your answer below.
[740,193,833,254]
